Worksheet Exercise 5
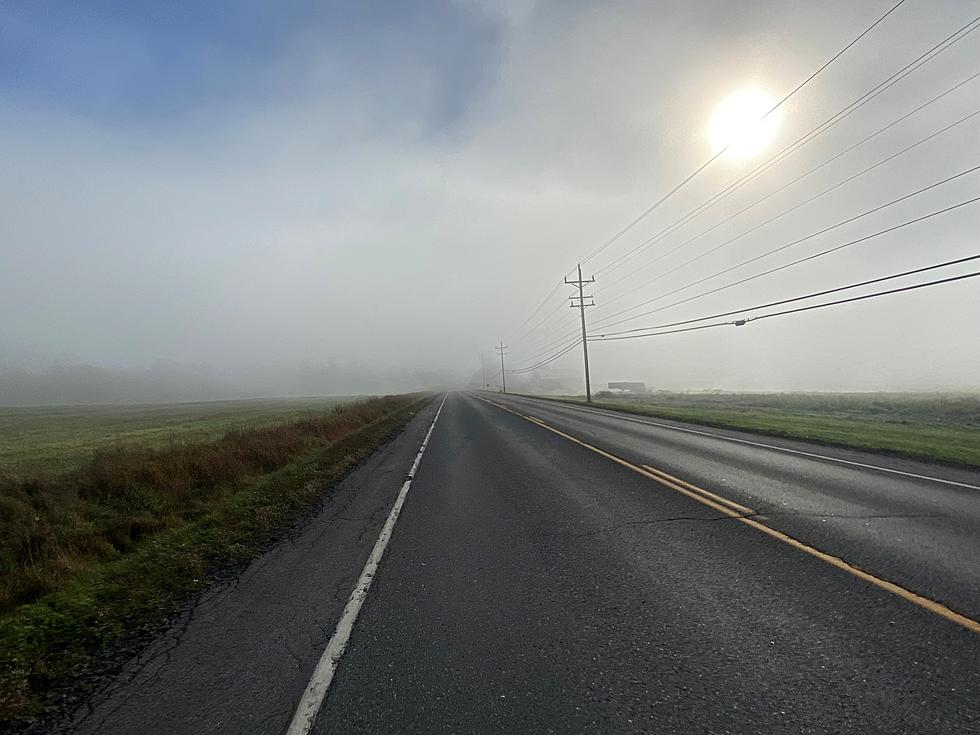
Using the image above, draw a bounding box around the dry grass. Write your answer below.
[0,397,352,477]
[0,395,416,612]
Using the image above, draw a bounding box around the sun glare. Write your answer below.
[708,87,782,159]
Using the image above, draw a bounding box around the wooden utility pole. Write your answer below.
[565,264,596,403]
[495,342,509,393]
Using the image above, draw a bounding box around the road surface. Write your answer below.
[63,392,980,734]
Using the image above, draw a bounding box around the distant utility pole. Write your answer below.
[565,263,596,403]
[495,341,509,393]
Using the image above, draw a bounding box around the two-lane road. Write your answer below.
[69,392,980,734]
[318,392,979,733]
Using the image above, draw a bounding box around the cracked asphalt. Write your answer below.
[65,392,979,733]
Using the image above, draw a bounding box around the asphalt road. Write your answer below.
[64,392,980,734]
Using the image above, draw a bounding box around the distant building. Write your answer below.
[607,381,647,394]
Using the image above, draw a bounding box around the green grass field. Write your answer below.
[533,392,980,468]
[0,397,353,477]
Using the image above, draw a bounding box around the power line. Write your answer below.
[598,72,980,299]
[509,329,581,368]
[508,280,563,341]
[577,0,909,267]
[592,253,980,337]
[519,158,979,363]
[594,193,980,331]
[509,338,584,374]
[768,1,909,112]
[589,270,980,341]
[596,14,980,279]
[596,103,980,311]
[509,309,581,360]
[591,164,980,330]
[591,321,731,342]
[506,0,913,343]
[511,297,575,348]
[594,14,980,280]
[503,5,980,368]
[747,270,980,325]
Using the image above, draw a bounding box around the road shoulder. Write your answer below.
[39,400,441,735]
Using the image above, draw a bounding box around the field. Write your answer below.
[538,392,980,468]
[0,397,352,477]
[0,394,427,724]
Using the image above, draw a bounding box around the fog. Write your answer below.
[2,0,979,404]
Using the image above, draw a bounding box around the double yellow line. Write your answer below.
[475,393,980,635]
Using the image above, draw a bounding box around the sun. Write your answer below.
[708,87,782,159]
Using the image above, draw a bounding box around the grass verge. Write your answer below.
[0,394,429,727]
[525,395,980,469]
[0,397,356,477]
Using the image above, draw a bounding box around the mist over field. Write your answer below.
[0,362,455,406]
[2,0,979,403]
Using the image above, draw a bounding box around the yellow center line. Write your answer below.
[470,392,980,635]
[642,464,755,515]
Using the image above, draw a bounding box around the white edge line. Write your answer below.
[285,394,447,735]
[485,393,980,492]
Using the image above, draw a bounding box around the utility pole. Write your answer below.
[565,263,596,403]
[495,342,509,393]
[481,352,488,390]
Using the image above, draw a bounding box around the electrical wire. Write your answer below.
[592,253,980,337]
[508,280,563,341]
[577,0,909,267]
[590,164,980,330]
[595,194,980,331]
[595,193,980,331]
[507,0,913,342]
[511,297,571,347]
[509,338,584,373]
[589,270,980,341]
[598,72,980,300]
[510,300,582,354]
[594,14,980,279]
[596,104,980,310]
[510,328,581,366]
[503,5,980,364]
[747,269,980,324]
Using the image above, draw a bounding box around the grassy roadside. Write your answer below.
[0,394,429,727]
[523,394,980,469]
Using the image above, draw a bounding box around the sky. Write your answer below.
[1,0,979,400]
